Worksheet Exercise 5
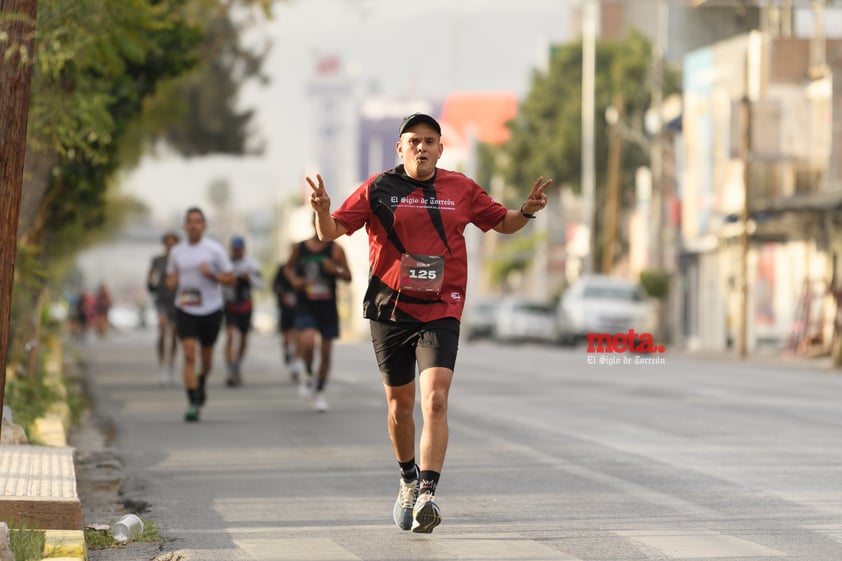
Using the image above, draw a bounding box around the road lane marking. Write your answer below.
[433,533,581,560]
[616,528,785,558]
[228,533,582,561]
[451,419,721,519]
[234,537,361,560]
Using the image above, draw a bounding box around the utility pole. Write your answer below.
[738,31,762,359]
[650,0,669,344]
[0,0,38,438]
[738,94,752,359]
[581,0,597,274]
[603,96,624,274]
[651,0,666,270]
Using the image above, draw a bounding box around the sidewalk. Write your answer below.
[0,339,86,561]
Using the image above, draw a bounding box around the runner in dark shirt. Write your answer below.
[147,231,180,385]
[283,227,351,412]
[272,263,298,380]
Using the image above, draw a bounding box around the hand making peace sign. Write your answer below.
[306,174,331,213]
[521,176,553,216]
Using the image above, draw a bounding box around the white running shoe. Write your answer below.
[298,378,312,398]
[411,491,441,533]
[289,358,304,381]
[313,392,328,412]
[393,476,419,530]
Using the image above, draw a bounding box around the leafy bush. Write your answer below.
[4,373,60,442]
[639,269,670,300]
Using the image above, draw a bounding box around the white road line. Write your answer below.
[616,528,786,558]
[231,533,581,561]
[451,418,721,519]
[433,533,581,560]
[234,537,361,561]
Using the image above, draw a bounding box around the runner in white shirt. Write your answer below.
[166,207,235,422]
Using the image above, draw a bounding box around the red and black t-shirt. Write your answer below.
[332,165,507,323]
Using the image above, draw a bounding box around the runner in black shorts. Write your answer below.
[273,263,299,381]
[147,231,180,385]
[304,113,551,533]
[166,207,235,422]
[283,225,351,412]
[222,235,263,387]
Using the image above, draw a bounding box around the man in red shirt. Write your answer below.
[307,113,551,533]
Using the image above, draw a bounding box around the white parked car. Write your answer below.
[557,275,656,345]
[494,297,559,344]
[462,299,501,341]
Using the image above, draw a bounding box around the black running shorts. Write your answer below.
[224,308,253,334]
[176,309,224,347]
[278,305,296,333]
[369,317,460,387]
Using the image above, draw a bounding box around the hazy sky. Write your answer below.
[121,0,576,227]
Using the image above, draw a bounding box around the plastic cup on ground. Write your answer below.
[111,514,144,542]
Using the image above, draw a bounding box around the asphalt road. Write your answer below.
[73,327,842,561]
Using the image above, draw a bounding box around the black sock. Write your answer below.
[198,373,207,390]
[186,389,198,405]
[316,377,326,392]
[399,459,418,482]
[419,470,439,495]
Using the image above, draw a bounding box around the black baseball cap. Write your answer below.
[399,113,441,136]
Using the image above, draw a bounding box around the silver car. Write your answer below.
[557,274,656,345]
[462,299,501,341]
[494,297,559,344]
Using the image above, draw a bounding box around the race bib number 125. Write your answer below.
[400,254,444,293]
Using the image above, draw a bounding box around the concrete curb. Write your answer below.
[42,529,86,560]
[39,340,87,561]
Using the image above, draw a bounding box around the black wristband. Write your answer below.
[520,204,537,219]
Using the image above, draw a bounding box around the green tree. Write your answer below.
[497,30,680,274]
[21,0,273,244]
[157,4,271,156]
[4,0,274,369]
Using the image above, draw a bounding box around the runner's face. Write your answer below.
[184,211,205,243]
[397,124,443,181]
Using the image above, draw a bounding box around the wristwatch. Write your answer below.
[520,204,537,219]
